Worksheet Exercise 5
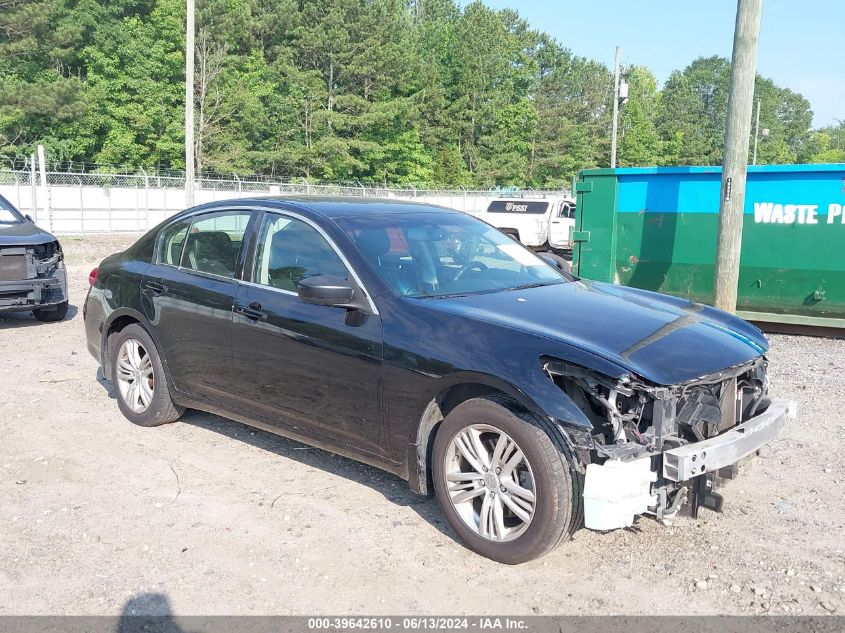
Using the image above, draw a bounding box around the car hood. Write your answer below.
[0,221,57,246]
[417,280,768,386]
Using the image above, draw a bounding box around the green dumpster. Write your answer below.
[572,164,845,328]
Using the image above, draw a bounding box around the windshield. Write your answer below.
[0,196,24,224]
[338,212,566,298]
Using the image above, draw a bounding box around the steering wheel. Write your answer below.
[454,260,488,280]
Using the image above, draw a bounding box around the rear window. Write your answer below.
[486,200,549,214]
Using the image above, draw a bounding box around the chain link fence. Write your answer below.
[0,166,570,234]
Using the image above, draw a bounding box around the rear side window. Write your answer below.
[486,200,549,214]
[181,211,252,278]
[158,220,190,266]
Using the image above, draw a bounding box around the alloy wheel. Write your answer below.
[443,424,537,542]
[115,338,155,413]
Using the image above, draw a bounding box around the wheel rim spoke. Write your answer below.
[492,494,506,540]
[452,487,485,505]
[138,379,153,407]
[454,429,488,474]
[478,492,493,538]
[500,488,533,522]
[501,478,536,504]
[490,433,510,468]
[443,423,536,543]
[500,447,524,478]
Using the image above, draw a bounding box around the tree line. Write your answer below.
[1,0,842,187]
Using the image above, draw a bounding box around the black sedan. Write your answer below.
[83,198,793,563]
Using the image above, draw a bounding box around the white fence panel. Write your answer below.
[0,169,567,235]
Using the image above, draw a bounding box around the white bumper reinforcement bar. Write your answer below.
[662,398,797,482]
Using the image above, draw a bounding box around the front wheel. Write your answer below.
[33,301,68,322]
[432,396,582,564]
[110,324,184,427]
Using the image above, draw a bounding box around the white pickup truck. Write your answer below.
[473,197,576,260]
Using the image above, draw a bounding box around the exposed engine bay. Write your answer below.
[544,357,795,529]
[0,240,68,311]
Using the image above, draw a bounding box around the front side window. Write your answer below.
[181,211,251,278]
[252,214,348,292]
[338,212,564,298]
[558,202,575,219]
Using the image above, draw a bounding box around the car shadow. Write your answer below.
[117,592,184,633]
[93,371,456,544]
[179,408,454,540]
[0,303,79,329]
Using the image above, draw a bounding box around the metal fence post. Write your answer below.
[29,154,37,219]
[14,171,21,212]
[37,145,49,231]
[79,176,85,234]
[140,167,150,229]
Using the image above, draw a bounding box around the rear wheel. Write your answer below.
[32,301,68,322]
[432,396,582,564]
[110,324,184,427]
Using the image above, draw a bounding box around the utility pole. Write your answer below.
[185,0,196,207]
[610,46,621,168]
[752,99,761,165]
[713,0,762,313]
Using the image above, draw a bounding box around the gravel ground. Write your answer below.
[1,233,843,616]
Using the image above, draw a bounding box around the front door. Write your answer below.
[549,201,576,249]
[141,209,253,405]
[230,212,385,455]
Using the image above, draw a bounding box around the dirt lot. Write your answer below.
[1,233,843,616]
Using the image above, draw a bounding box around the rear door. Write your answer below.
[141,208,254,405]
[229,211,385,455]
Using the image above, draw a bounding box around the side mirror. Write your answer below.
[25,214,33,223]
[539,253,560,268]
[539,253,573,275]
[297,275,356,308]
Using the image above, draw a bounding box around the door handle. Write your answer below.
[235,301,267,321]
[142,280,167,294]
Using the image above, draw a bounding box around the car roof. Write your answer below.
[203,196,461,220]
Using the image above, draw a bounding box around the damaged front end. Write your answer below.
[0,241,68,312]
[543,357,796,530]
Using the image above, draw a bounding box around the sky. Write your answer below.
[467,0,843,128]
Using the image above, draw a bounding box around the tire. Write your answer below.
[432,395,583,564]
[33,301,68,322]
[541,252,572,274]
[109,323,184,427]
